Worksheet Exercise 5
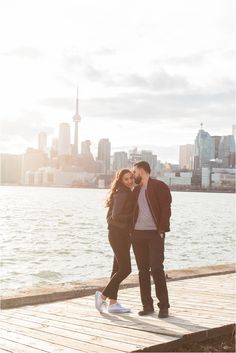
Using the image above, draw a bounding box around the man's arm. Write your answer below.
[158,182,172,233]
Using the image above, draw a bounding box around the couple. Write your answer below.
[95,160,172,318]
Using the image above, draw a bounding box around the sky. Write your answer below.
[0,0,235,163]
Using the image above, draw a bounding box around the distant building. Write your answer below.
[129,148,158,176]
[211,167,236,188]
[232,124,236,139]
[211,136,222,159]
[97,138,111,175]
[156,160,162,174]
[81,140,91,154]
[95,160,105,174]
[22,148,48,183]
[129,148,142,163]
[25,167,97,187]
[113,151,128,171]
[200,167,236,189]
[158,172,192,186]
[141,150,158,176]
[179,144,194,170]
[218,135,235,168]
[38,132,47,152]
[201,167,211,187]
[50,138,58,159]
[58,123,71,156]
[0,154,22,185]
[194,124,214,169]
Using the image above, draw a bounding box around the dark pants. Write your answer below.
[102,227,131,300]
[131,230,169,309]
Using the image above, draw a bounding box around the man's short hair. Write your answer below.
[134,161,151,174]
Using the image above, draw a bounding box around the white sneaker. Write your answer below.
[108,303,131,313]
[95,291,107,312]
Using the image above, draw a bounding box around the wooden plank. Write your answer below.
[0,333,50,353]
[0,311,161,345]
[16,300,233,331]
[1,273,234,353]
[71,295,234,312]
[0,311,197,338]
[0,321,139,353]
[0,345,16,353]
[12,306,209,335]
[0,311,168,346]
[25,298,234,324]
[1,329,86,353]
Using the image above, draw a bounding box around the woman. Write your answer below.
[95,169,134,313]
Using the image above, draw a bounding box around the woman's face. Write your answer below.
[121,172,134,189]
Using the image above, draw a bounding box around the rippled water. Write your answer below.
[0,186,235,295]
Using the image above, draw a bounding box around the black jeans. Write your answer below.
[131,230,169,309]
[102,227,131,300]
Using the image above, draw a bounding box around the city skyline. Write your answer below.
[1,116,235,165]
[0,0,235,163]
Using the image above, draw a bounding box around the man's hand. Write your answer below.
[159,232,165,239]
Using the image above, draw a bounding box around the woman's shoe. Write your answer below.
[108,303,131,313]
[95,291,107,312]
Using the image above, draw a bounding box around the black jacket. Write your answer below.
[132,178,172,233]
[107,186,133,230]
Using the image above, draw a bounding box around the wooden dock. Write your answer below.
[0,272,235,353]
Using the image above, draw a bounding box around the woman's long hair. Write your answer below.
[105,168,132,207]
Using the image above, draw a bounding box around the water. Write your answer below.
[0,186,235,295]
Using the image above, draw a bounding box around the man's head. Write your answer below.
[133,161,151,184]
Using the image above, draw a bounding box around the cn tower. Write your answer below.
[72,87,81,155]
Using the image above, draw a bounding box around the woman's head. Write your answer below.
[115,169,134,189]
[105,169,134,206]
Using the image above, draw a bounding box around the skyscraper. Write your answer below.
[0,154,22,185]
[194,124,214,169]
[97,138,111,174]
[38,132,47,152]
[232,124,236,139]
[179,144,194,170]
[211,136,222,159]
[141,150,158,176]
[81,140,91,154]
[113,151,128,171]
[218,135,235,167]
[58,123,71,156]
[72,87,81,155]
[129,147,142,163]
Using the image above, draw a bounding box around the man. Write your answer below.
[131,161,172,318]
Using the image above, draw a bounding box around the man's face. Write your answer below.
[133,166,142,184]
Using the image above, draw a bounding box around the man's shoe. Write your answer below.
[138,307,155,316]
[158,308,169,318]
[95,291,107,312]
[108,303,131,313]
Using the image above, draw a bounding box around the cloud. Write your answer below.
[92,48,116,56]
[163,52,206,67]
[0,111,53,142]
[63,54,190,91]
[121,70,189,91]
[1,46,43,59]
[40,78,235,132]
[63,47,115,76]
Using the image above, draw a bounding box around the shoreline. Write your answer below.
[1,183,235,193]
[1,263,235,310]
